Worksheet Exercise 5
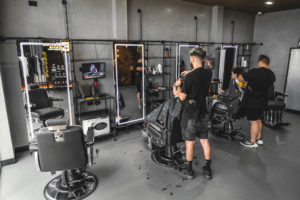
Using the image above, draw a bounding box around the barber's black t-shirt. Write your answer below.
[243,67,276,109]
[181,67,212,104]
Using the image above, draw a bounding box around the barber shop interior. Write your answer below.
[1,0,300,200]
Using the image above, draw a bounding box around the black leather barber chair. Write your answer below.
[209,100,245,141]
[29,119,98,200]
[143,97,184,169]
[262,85,290,127]
[146,120,184,169]
[27,84,65,127]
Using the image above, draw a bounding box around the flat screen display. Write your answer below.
[82,62,105,79]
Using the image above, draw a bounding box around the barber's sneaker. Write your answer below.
[240,140,259,148]
[139,103,142,109]
[256,138,264,145]
[180,165,194,180]
[202,165,212,180]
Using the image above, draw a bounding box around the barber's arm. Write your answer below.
[181,70,192,77]
[173,79,187,101]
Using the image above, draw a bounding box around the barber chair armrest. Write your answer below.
[274,91,288,101]
[86,127,95,147]
[275,91,287,97]
[24,103,37,110]
[49,97,64,102]
[29,141,38,154]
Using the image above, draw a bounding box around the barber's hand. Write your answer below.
[213,95,217,99]
[204,59,211,68]
[175,79,181,87]
[219,89,224,93]
[173,85,179,96]
[181,70,191,77]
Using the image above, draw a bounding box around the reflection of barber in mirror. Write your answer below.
[131,56,144,109]
[180,58,212,77]
[173,47,213,180]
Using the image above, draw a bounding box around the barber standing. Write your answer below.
[173,47,212,180]
[240,55,275,148]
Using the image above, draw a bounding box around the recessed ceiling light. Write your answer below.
[265,1,274,5]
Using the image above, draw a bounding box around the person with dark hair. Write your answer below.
[240,55,275,148]
[134,57,143,109]
[173,47,213,180]
[212,67,246,115]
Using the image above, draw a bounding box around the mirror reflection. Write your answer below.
[115,44,145,125]
[18,42,72,138]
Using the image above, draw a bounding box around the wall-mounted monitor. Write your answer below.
[82,62,106,80]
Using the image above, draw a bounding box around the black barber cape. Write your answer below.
[146,97,183,143]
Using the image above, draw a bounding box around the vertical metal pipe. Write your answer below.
[194,16,198,42]
[62,0,70,39]
[138,9,142,40]
[231,20,235,44]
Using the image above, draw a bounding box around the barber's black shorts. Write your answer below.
[181,115,209,141]
[136,79,142,93]
[245,108,263,121]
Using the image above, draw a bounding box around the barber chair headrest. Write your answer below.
[46,118,68,131]
[29,84,40,90]
[214,102,229,111]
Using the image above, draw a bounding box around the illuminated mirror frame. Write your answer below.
[114,43,145,126]
[20,42,72,140]
[176,44,199,79]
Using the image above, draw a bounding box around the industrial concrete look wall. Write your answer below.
[0,0,257,149]
[251,8,300,92]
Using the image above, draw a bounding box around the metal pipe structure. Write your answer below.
[0,36,263,46]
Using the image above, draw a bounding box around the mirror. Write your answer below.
[218,45,238,90]
[114,44,145,126]
[19,42,72,140]
[177,45,199,79]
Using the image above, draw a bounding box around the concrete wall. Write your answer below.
[251,9,300,91]
[128,0,212,41]
[222,8,255,43]
[0,67,15,165]
[0,0,257,148]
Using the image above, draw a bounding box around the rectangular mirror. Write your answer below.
[218,45,238,90]
[19,42,72,140]
[177,44,199,79]
[114,44,145,126]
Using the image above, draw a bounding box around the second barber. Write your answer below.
[173,47,212,180]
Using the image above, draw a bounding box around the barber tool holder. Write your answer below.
[146,122,184,169]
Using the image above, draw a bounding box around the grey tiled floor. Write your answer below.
[1,112,300,200]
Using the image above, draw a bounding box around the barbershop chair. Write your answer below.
[29,119,98,200]
[209,100,245,141]
[27,84,65,127]
[145,120,184,169]
[262,85,290,127]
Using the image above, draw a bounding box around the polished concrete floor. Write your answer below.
[1,112,300,200]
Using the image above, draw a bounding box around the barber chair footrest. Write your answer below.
[264,121,290,127]
[151,148,183,169]
[44,171,98,200]
[211,129,245,141]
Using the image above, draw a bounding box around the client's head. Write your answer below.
[258,55,270,68]
[189,47,206,69]
[232,67,245,81]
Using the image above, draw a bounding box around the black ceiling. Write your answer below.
[182,0,300,13]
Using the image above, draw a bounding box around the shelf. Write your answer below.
[147,73,170,77]
[147,56,176,59]
[148,87,171,93]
